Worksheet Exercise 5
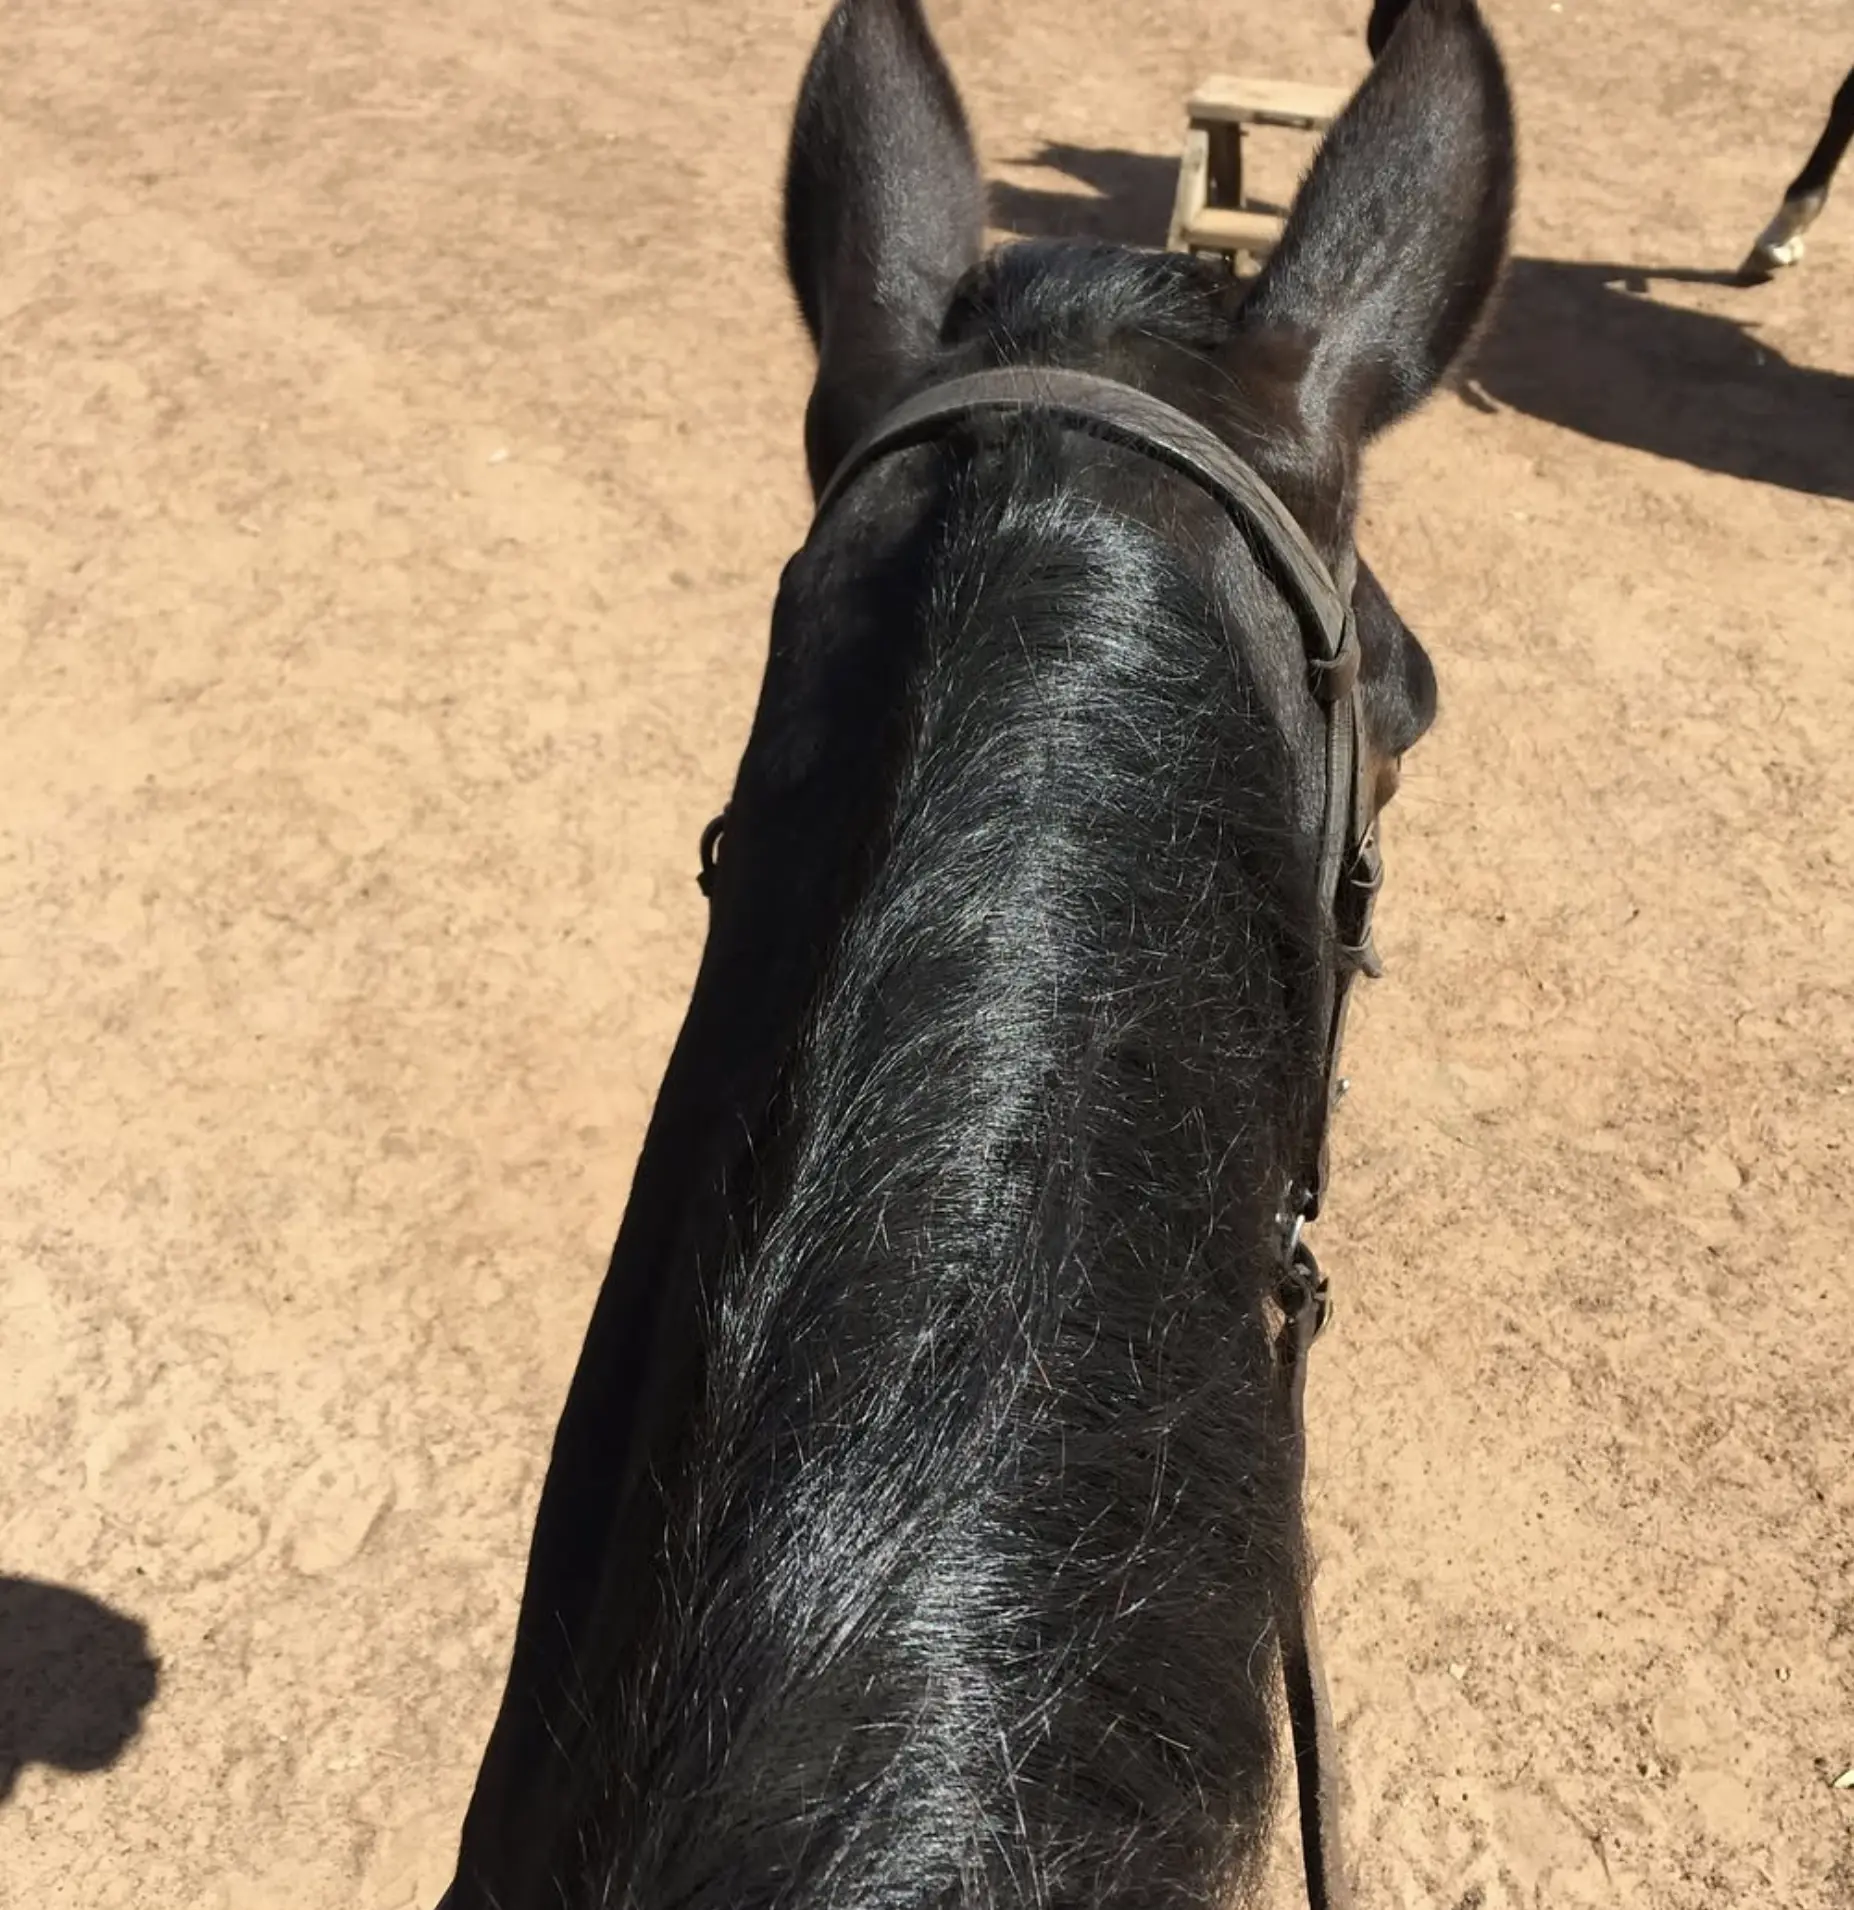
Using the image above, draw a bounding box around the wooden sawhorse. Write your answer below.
[1166,76,1347,273]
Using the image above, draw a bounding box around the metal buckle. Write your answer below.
[696,807,729,898]
[1278,1212,1333,1343]
[1337,827,1384,980]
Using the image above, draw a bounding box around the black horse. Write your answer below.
[1741,65,1854,279]
[436,3,1514,1907]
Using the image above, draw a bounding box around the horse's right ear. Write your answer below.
[1241,0,1515,448]
[1365,0,1417,59]
[784,0,985,493]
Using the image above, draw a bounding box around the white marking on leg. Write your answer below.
[1742,192,1825,277]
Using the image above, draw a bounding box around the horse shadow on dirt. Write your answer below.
[0,1576,160,1801]
[991,145,1854,503]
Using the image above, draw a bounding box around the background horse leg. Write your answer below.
[1741,64,1854,278]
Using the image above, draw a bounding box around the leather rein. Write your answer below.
[697,366,1383,1910]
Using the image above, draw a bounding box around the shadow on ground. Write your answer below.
[991,145,1854,502]
[991,143,1176,248]
[1470,258,1854,502]
[0,1575,160,1801]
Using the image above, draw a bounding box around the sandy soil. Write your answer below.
[3,2,1850,1905]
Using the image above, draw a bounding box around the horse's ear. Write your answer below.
[784,0,985,491]
[1365,0,1418,59]
[1240,0,1515,446]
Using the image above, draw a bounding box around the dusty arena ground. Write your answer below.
[3,1,1850,1904]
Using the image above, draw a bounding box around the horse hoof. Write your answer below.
[1739,205,1813,283]
[1739,236,1806,283]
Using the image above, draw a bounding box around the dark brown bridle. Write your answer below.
[700,366,1386,1910]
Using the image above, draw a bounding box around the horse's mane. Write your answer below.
[580,249,1333,1909]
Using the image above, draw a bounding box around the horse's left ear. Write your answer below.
[784,0,985,492]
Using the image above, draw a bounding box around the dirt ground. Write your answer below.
[3,0,1850,1904]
